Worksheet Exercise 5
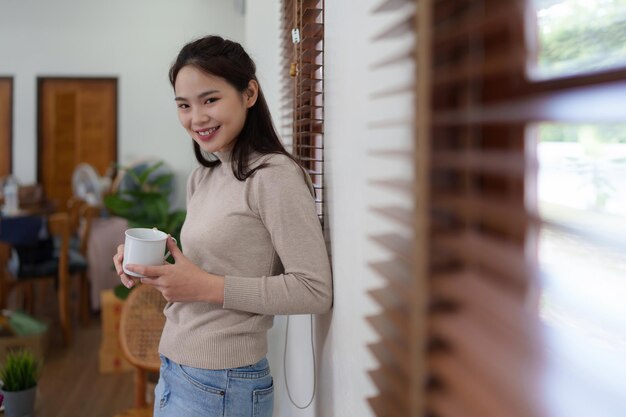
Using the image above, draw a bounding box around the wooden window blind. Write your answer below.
[281,0,325,224]
[369,1,626,417]
[367,0,424,416]
[0,77,12,177]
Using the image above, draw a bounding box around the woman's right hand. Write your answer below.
[113,244,135,288]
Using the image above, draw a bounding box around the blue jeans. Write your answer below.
[153,355,274,417]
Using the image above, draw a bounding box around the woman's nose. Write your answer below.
[191,106,209,123]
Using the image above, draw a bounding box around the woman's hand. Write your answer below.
[113,244,137,289]
[123,236,225,304]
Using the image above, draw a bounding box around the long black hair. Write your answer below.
[170,35,297,180]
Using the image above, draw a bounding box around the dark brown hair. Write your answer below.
[169,35,297,180]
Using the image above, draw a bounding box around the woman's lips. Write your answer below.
[196,125,221,142]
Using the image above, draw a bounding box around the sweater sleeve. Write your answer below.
[222,158,333,315]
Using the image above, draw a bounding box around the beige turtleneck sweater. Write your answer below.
[158,151,332,369]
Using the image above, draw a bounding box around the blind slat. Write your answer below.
[368,118,413,129]
[369,259,412,286]
[368,370,410,415]
[369,341,411,379]
[301,48,323,61]
[300,36,322,50]
[371,0,412,13]
[434,79,626,124]
[367,311,409,343]
[371,83,414,99]
[432,193,530,237]
[431,270,538,345]
[370,233,413,263]
[434,48,526,86]
[367,149,412,159]
[370,206,414,227]
[433,2,520,51]
[302,0,322,9]
[368,395,406,417]
[371,13,415,41]
[369,179,413,195]
[427,392,479,417]
[433,232,529,287]
[301,22,323,37]
[432,150,530,177]
[370,46,415,70]
[302,7,322,22]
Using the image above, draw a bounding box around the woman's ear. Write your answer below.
[244,80,259,108]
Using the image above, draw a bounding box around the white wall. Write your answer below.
[244,0,281,134]
[0,0,245,208]
[245,1,415,416]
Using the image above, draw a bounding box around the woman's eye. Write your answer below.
[177,103,189,109]
[206,98,219,104]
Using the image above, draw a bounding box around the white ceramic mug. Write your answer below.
[122,228,177,278]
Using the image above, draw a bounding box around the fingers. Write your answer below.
[166,236,181,259]
[112,244,134,288]
[121,274,136,289]
[124,263,166,278]
[113,244,124,271]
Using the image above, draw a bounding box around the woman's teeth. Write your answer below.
[198,126,219,136]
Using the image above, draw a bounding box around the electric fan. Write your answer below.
[71,163,112,206]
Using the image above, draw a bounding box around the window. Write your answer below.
[535,123,626,415]
[530,0,626,78]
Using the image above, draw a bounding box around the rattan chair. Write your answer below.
[117,283,166,416]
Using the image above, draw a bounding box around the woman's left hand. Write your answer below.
[124,236,225,304]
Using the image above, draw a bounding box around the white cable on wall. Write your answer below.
[283,314,316,409]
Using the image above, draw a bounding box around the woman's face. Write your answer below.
[174,65,257,154]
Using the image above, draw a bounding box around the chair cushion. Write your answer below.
[17,249,88,278]
[17,257,58,278]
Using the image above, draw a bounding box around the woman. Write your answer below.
[112,35,332,417]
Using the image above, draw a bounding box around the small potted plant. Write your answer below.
[0,350,41,417]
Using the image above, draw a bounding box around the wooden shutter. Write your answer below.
[0,77,12,177]
[281,0,325,224]
[368,0,626,416]
[426,1,543,414]
[367,1,425,416]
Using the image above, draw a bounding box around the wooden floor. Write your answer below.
[34,318,135,417]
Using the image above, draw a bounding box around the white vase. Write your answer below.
[2,385,36,417]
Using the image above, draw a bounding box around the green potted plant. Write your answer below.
[104,161,186,299]
[0,350,41,417]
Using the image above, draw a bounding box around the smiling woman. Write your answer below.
[112,35,332,417]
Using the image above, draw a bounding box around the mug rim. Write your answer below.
[125,227,168,242]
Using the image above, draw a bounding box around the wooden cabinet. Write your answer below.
[38,78,117,208]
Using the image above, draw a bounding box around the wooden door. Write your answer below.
[0,77,12,177]
[38,78,117,208]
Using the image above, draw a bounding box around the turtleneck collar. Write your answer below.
[214,149,233,163]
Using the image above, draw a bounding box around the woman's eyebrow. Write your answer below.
[174,90,220,101]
